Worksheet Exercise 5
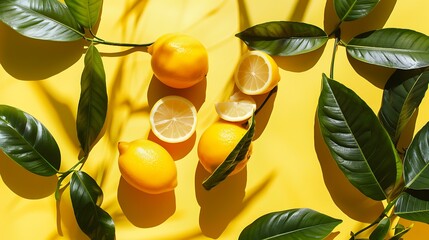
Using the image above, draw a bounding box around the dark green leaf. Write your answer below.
[70,171,115,240]
[369,217,390,240]
[239,208,342,240]
[203,116,255,190]
[346,28,429,70]
[379,68,429,144]
[76,44,107,155]
[390,223,412,240]
[0,105,60,176]
[395,191,429,224]
[235,21,328,56]
[0,0,84,41]
[317,74,398,200]
[334,0,380,22]
[65,0,103,28]
[403,122,429,190]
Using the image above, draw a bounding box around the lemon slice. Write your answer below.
[234,50,280,95]
[215,92,256,122]
[149,95,197,143]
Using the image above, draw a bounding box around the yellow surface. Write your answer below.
[1,1,429,239]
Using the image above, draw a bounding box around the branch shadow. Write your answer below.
[313,112,384,223]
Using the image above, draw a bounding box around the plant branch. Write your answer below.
[255,86,278,116]
[330,28,341,79]
[84,35,153,48]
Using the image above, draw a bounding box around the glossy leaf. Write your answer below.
[379,68,429,144]
[203,116,255,190]
[0,105,60,176]
[317,74,398,200]
[65,0,103,28]
[369,217,390,240]
[346,28,429,70]
[70,171,115,240]
[0,0,84,41]
[395,191,429,224]
[239,208,342,240]
[403,122,429,190]
[235,21,328,56]
[334,0,380,22]
[76,45,107,155]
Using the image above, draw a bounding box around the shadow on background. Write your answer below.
[274,45,326,73]
[0,22,84,80]
[117,177,176,228]
[0,151,57,199]
[313,113,384,223]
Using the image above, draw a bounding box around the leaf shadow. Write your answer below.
[313,112,385,223]
[0,22,84,80]
[0,151,57,199]
[117,177,176,228]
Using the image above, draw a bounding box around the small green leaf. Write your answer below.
[403,122,429,190]
[76,44,108,155]
[390,223,413,240]
[0,105,61,176]
[346,28,429,70]
[369,217,390,240]
[235,21,328,56]
[379,68,429,144]
[395,191,429,224]
[0,0,84,41]
[65,0,103,28]
[317,74,398,200]
[239,208,342,240]
[334,0,380,22]
[202,116,255,190]
[70,171,115,240]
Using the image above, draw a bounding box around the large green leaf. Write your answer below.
[239,208,342,240]
[379,68,429,144]
[235,21,328,56]
[65,0,103,28]
[70,171,115,240]
[203,116,255,190]
[334,0,380,22]
[403,122,429,190]
[346,28,429,70]
[0,105,61,176]
[395,191,429,224]
[317,74,398,200]
[369,217,390,240]
[76,44,107,155]
[0,0,84,41]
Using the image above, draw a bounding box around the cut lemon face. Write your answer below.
[215,92,256,122]
[234,50,280,95]
[149,95,197,143]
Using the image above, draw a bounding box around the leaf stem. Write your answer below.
[84,35,153,48]
[55,156,87,200]
[330,29,341,79]
[254,86,278,116]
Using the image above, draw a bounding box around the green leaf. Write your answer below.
[70,171,115,240]
[317,74,398,200]
[235,21,328,56]
[390,223,413,240]
[76,44,107,155]
[395,191,429,224]
[346,28,429,70]
[202,116,255,190]
[64,0,103,28]
[369,217,390,240]
[379,68,429,144]
[403,122,429,190]
[0,0,84,41]
[334,0,380,22]
[239,208,342,240]
[0,105,61,176]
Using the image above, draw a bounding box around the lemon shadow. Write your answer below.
[148,131,196,161]
[0,22,84,80]
[0,151,57,199]
[313,113,384,223]
[117,177,176,228]
[195,162,247,238]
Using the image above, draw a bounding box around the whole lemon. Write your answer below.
[197,121,253,176]
[118,139,177,194]
[148,33,209,89]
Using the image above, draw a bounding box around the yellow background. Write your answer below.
[1,0,428,239]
